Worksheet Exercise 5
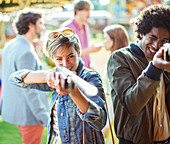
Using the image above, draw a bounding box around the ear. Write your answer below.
[140,34,143,39]
[28,23,34,30]
[78,50,81,57]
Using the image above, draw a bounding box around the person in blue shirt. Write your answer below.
[9,27,107,144]
[1,11,49,144]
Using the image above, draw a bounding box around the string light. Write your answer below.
[6,0,11,4]
[31,0,37,3]
[12,0,18,3]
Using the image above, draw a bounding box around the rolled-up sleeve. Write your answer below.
[9,69,31,87]
[9,69,51,127]
[9,69,52,91]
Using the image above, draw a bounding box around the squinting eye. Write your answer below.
[161,40,169,44]
[164,40,169,43]
[150,37,157,41]
[68,55,74,59]
[56,58,62,61]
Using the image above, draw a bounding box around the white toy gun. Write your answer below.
[163,43,170,61]
[56,65,98,97]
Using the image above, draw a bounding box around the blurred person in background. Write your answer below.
[61,0,103,69]
[107,4,170,144]
[102,24,129,144]
[1,11,49,144]
[9,27,107,144]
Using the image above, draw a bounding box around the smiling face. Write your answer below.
[52,45,80,71]
[139,27,170,61]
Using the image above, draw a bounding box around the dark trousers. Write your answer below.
[118,138,135,144]
[154,137,170,144]
[119,137,170,144]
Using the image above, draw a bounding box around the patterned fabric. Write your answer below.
[53,101,59,136]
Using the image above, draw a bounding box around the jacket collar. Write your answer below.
[130,42,145,58]
[76,58,84,76]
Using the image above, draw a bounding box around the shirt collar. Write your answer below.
[72,19,85,31]
[17,35,34,50]
[19,35,32,45]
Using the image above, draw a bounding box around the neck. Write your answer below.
[136,41,151,61]
[75,16,84,28]
[22,32,34,44]
[136,41,143,52]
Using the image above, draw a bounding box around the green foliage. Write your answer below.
[91,33,103,41]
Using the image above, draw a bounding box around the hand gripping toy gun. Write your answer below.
[56,65,98,97]
[163,43,170,61]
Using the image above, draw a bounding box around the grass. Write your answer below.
[0,116,47,144]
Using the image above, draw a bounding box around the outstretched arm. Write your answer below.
[23,69,90,114]
[81,43,103,57]
[9,69,54,91]
[23,70,48,84]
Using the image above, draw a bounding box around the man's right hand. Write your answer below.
[152,45,170,72]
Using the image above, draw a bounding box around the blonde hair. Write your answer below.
[45,28,81,59]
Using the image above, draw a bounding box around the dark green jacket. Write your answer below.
[107,43,170,144]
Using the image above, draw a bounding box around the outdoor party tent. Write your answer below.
[0,0,71,12]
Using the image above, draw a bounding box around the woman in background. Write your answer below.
[102,24,129,144]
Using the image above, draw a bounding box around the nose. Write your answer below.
[61,58,68,67]
[42,25,46,31]
[153,40,162,50]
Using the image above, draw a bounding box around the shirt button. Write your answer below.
[61,113,64,116]
[63,130,67,134]
[160,124,162,127]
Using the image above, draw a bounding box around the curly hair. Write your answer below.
[134,4,170,40]
[15,12,41,35]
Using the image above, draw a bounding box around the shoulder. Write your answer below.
[61,19,74,27]
[109,43,145,66]
[81,68,101,80]
[107,46,133,74]
[3,37,30,55]
[109,46,131,61]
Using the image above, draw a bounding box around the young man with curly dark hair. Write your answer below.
[1,11,49,144]
[107,4,170,144]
